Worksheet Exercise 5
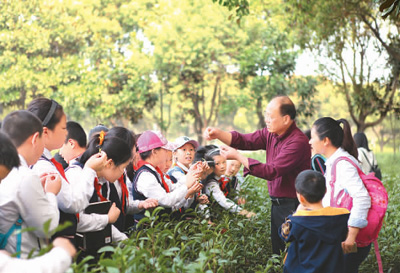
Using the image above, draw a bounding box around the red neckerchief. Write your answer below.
[137,160,170,193]
[218,176,230,197]
[51,158,68,183]
[50,158,80,221]
[94,177,108,202]
[118,174,129,215]
[133,162,139,171]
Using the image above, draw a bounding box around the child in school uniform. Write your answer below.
[0,131,76,272]
[28,98,106,242]
[131,131,202,225]
[167,136,199,183]
[59,121,87,165]
[105,127,158,232]
[159,142,206,212]
[0,111,61,257]
[279,170,350,273]
[222,159,246,205]
[202,148,255,218]
[66,131,132,242]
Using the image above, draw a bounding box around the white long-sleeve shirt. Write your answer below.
[66,166,127,242]
[204,176,242,213]
[32,149,96,214]
[357,147,377,175]
[136,164,188,208]
[0,247,71,273]
[323,148,371,228]
[0,155,59,257]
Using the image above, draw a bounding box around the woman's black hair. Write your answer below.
[0,132,20,170]
[313,117,358,159]
[107,127,136,151]
[353,132,370,151]
[80,133,132,166]
[27,98,64,130]
[140,148,161,161]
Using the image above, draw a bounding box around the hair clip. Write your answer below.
[98,130,106,152]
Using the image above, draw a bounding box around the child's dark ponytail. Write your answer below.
[313,117,358,159]
[80,131,132,166]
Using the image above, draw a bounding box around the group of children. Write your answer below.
[0,97,378,273]
[0,97,252,272]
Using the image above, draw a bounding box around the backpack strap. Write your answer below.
[374,239,383,273]
[330,156,363,206]
[0,216,23,258]
[360,149,374,171]
[15,217,22,258]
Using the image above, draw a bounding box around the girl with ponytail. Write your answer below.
[310,117,371,273]
[102,127,158,232]
[29,98,106,242]
[66,131,132,242]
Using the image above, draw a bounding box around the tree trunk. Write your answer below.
[256,97,265,129]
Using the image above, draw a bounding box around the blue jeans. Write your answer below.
[344,244,371,273]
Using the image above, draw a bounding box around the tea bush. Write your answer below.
[67,153,399,272]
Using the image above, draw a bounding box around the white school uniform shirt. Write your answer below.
[65,165,127,242]
[0,246,71,273]
[164,174,195,211]
[357,147,377,175]
[32,149,96,214]
[124,175,143,214]
[322,147,371,228]
[0,155,59,258]
[136,164,188,208]
[204,175,242,213]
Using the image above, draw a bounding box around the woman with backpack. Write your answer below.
[309,117,371,273]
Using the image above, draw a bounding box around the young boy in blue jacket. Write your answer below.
[279,170,350,273]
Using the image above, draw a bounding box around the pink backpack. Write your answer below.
[331,156,388,273]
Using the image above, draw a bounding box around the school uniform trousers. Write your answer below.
[0,155,59,258]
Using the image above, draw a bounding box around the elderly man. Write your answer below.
[204,95,311,254]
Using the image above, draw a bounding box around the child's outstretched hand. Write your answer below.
[239,209,256,218]
[197,194,209,204]
[139,198,158,210]
[186,182,203,199]
[85,151,107,172]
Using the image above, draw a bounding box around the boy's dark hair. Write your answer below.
[0,132,20,170]
[1,110,43,148]
[66,121,87,148]
[80,133,132,166]
[295,170,326,204]
[27,98,64,130]
[107,127,136,151]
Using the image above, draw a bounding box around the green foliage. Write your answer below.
[62,153,400,272]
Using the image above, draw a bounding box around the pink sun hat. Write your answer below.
[137,130,169,153]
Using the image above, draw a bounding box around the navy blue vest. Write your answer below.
[132,165,172,222]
